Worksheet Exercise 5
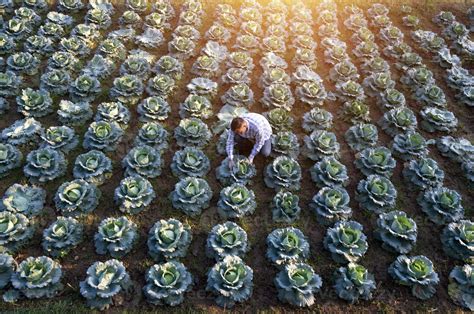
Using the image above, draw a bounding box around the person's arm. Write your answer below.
[248,132,264,163]
[226,130,235,161]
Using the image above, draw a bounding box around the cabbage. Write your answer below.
[302,108,333,133]
[170,177,212,216]
[187,77,218,98]
[443,22,468,40]
[47,51,79,72]
[345,123,378,152]
[361,56,390,75]
[227,51,254,71]
[363,72,395,97]
[418,187,464,225]
[179,94,212,119]
[137,96,171,123]
[303,130,340,161]
[153,55,184,81]
[380,26,404,45]
[6,52,40,76]
[463,162,474,182]
[0,144,22,178]
[433,47,460,68]
[59,36,90,57]
[266,227,309,266]
[14,7,42,27]
[1,118,41,146]
[356,174,397,213]
[329,60,359,83]
[0,34,15,58]
[457,86,474,107]
[24,148,67,183]
[217,183,257,219]
[403,15,419,27]
[295,80,328,107]
[420,107,458,133]
[110,74,144,106]
[24,35,54,56]
[221,83,254,108]
[206,221,249,261]
[136,27,165,49]
[402,158,444,189]
[264,156,302,191]
[134,122,169,152]
[355,146,396,177]
[83,121,124,152]
[15,88,52,118]
[341,100,370,124]
[46,11,74,27]
[40,69,71,95]
[324,45,348,65]
[396,52,423,71]
[11,256,62,299]
[1,183,45,217]
[171,147,210,178]
[310,186,352,226]
[97,38,126,61]
[143,261,193,306]
[55,179,100,217]
[375,211,417,254]
[147,218,191,261]
[206,23,231,43]
[264,108,294,132]
[261,83,295,111]
[2,18,31,40]
[69,74,101,102]
[191,55,219,78]
[414,85,447,108]
[0,212,34,253]
[146,74,176,98]
[335,80,365,101]
[448,264,474,310]
[174,118,211,148]
[114,175,155,214]
[206,255,253,308]
[82,55,116,79]
[324,220,368,264]
[79,259,131,310]
[0,253,15,289]
[94,216,137,258]
[271,131,300,158]
[42,216,83,258]
[401,67,435,90]
[391,131,430,161]
[95,102,130,129]
[310,157,349,187]
[380,107,417,137]
[378,88,406,111]
[126,0,147,12]
[436,136,474,163]
[275,262,323,307]
[260,68,291,87]
[122,145,162,178]
[354,41,380,59]
[119,56,150,79]
[388,255,439,300]
[441,220,473,263]
[40,126,78,153]
[352,27,375,45]
[73,150,112,185]
[271,190,301,223]
[119,10,142,28]
[334,262,377,305]
[58,0,84,12]
[368,3,389,17]
[168,36,196,60]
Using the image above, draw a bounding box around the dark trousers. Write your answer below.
[235,134,272,157]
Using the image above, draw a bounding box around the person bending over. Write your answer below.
[226,112,273,168]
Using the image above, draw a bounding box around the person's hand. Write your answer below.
[228,158,234,170]
[247,156,254,164]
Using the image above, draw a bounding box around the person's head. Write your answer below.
[231,117,247,135]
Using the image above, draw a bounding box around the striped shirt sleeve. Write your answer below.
[226,130,234,161]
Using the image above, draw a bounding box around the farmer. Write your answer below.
[226,112,273,167]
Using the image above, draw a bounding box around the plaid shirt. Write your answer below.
[226,113,273,161]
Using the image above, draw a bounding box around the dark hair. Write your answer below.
[231,117,246,131]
